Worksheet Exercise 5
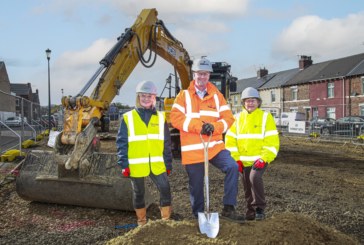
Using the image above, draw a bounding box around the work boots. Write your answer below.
[245,208,256,221]
[135,208,147,226]
[160,206,172,220]
[220,205,245,223]
[255,207,265,221]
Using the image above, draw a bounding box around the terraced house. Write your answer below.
[231,53,364,120]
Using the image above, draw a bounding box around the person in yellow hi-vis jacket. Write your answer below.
[225,87,280,221]
[116,81,173,226]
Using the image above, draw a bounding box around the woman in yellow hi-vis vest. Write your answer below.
[116,81,173,226]
[225,87,280,221]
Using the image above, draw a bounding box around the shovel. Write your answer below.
[198,133,219,238]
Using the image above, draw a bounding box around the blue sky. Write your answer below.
[1,0,364,106]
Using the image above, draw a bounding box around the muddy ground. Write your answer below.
[0,135,363,244]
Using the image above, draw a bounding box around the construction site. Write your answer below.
[0,7,363,245]
[0,126,363,244]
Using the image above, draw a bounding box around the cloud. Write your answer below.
[272,12,364,62]
[39,38,114,102]
[56,39,113,68]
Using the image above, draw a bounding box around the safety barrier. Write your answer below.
[278,121,364,149]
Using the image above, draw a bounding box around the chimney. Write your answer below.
[257,67,268,78]
[299,55,313,70]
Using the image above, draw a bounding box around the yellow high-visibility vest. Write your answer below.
[124,109,166,177]
[225,108,280,166]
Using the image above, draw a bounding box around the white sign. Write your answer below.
[47,130,61,148]
[288,121,306,134]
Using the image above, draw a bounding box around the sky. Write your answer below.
[1,0,364,107]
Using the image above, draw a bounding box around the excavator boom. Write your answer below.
[17,8,192,211]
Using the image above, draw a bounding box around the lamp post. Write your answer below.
[45,48,52,131]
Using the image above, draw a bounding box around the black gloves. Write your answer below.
[201,123,214,135]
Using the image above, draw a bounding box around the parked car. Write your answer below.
[310,118,336,130]
[4,116,22,127]
[320,116,364,136]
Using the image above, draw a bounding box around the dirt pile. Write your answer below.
[106,212,358,245]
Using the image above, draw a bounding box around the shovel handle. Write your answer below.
[200,133,212,213]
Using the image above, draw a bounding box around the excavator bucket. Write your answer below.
[16,150,154,211]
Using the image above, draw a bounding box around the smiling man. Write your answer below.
[170,57,244,223]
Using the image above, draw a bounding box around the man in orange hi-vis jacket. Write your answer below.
[170,57,244,223]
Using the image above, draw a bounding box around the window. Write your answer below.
[360,104,364,116]
[326,107,336,119]
[270,110,277,118]
[210,80,221,90]
[327,82,334,98]
[271,90,276,102]
[312,107,318,118]
[361,77,364,95]
[291,86,297,101]
[290,107,298,112]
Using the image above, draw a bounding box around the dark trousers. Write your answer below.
[185,149,239,217]
[241,165,266,216]
[130,172,171,209]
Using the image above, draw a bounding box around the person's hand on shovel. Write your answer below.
[201,123,214,135]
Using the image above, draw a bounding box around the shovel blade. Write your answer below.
[198,212,219,238]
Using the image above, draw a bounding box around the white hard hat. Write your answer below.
[136,81,158,95]
[241,87,261,100]
[192,57,213,72]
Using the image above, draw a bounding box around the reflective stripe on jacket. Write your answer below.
[225,108,280,166]
[170,81,234,164]
[123,109,166,177]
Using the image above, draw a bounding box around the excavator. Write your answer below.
[16,8,236,211]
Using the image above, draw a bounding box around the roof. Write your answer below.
[232,74,275,95]
[233,52,364,91]
[311,53,364,81]
[346,59,364,76]
[32,92,40,104]
[284,61,331,86]
[0,61,11,93]
[259,68,300,89]
[10,83,32,96]
[0,61,10,83]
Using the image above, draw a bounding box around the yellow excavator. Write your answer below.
[16,8,236,211]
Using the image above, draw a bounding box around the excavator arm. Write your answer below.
[16,8,192,211]
[59,8,192,170]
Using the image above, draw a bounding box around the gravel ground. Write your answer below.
[0,135,363,244]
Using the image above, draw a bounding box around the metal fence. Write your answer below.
[275,119,364,148]
[0,89,64,154]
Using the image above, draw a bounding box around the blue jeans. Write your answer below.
[185,149,239,217]
[130,172,171,209]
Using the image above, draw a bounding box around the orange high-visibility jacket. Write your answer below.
[170,81,234,164]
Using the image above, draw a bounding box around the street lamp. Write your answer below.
[45,48,52,131]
